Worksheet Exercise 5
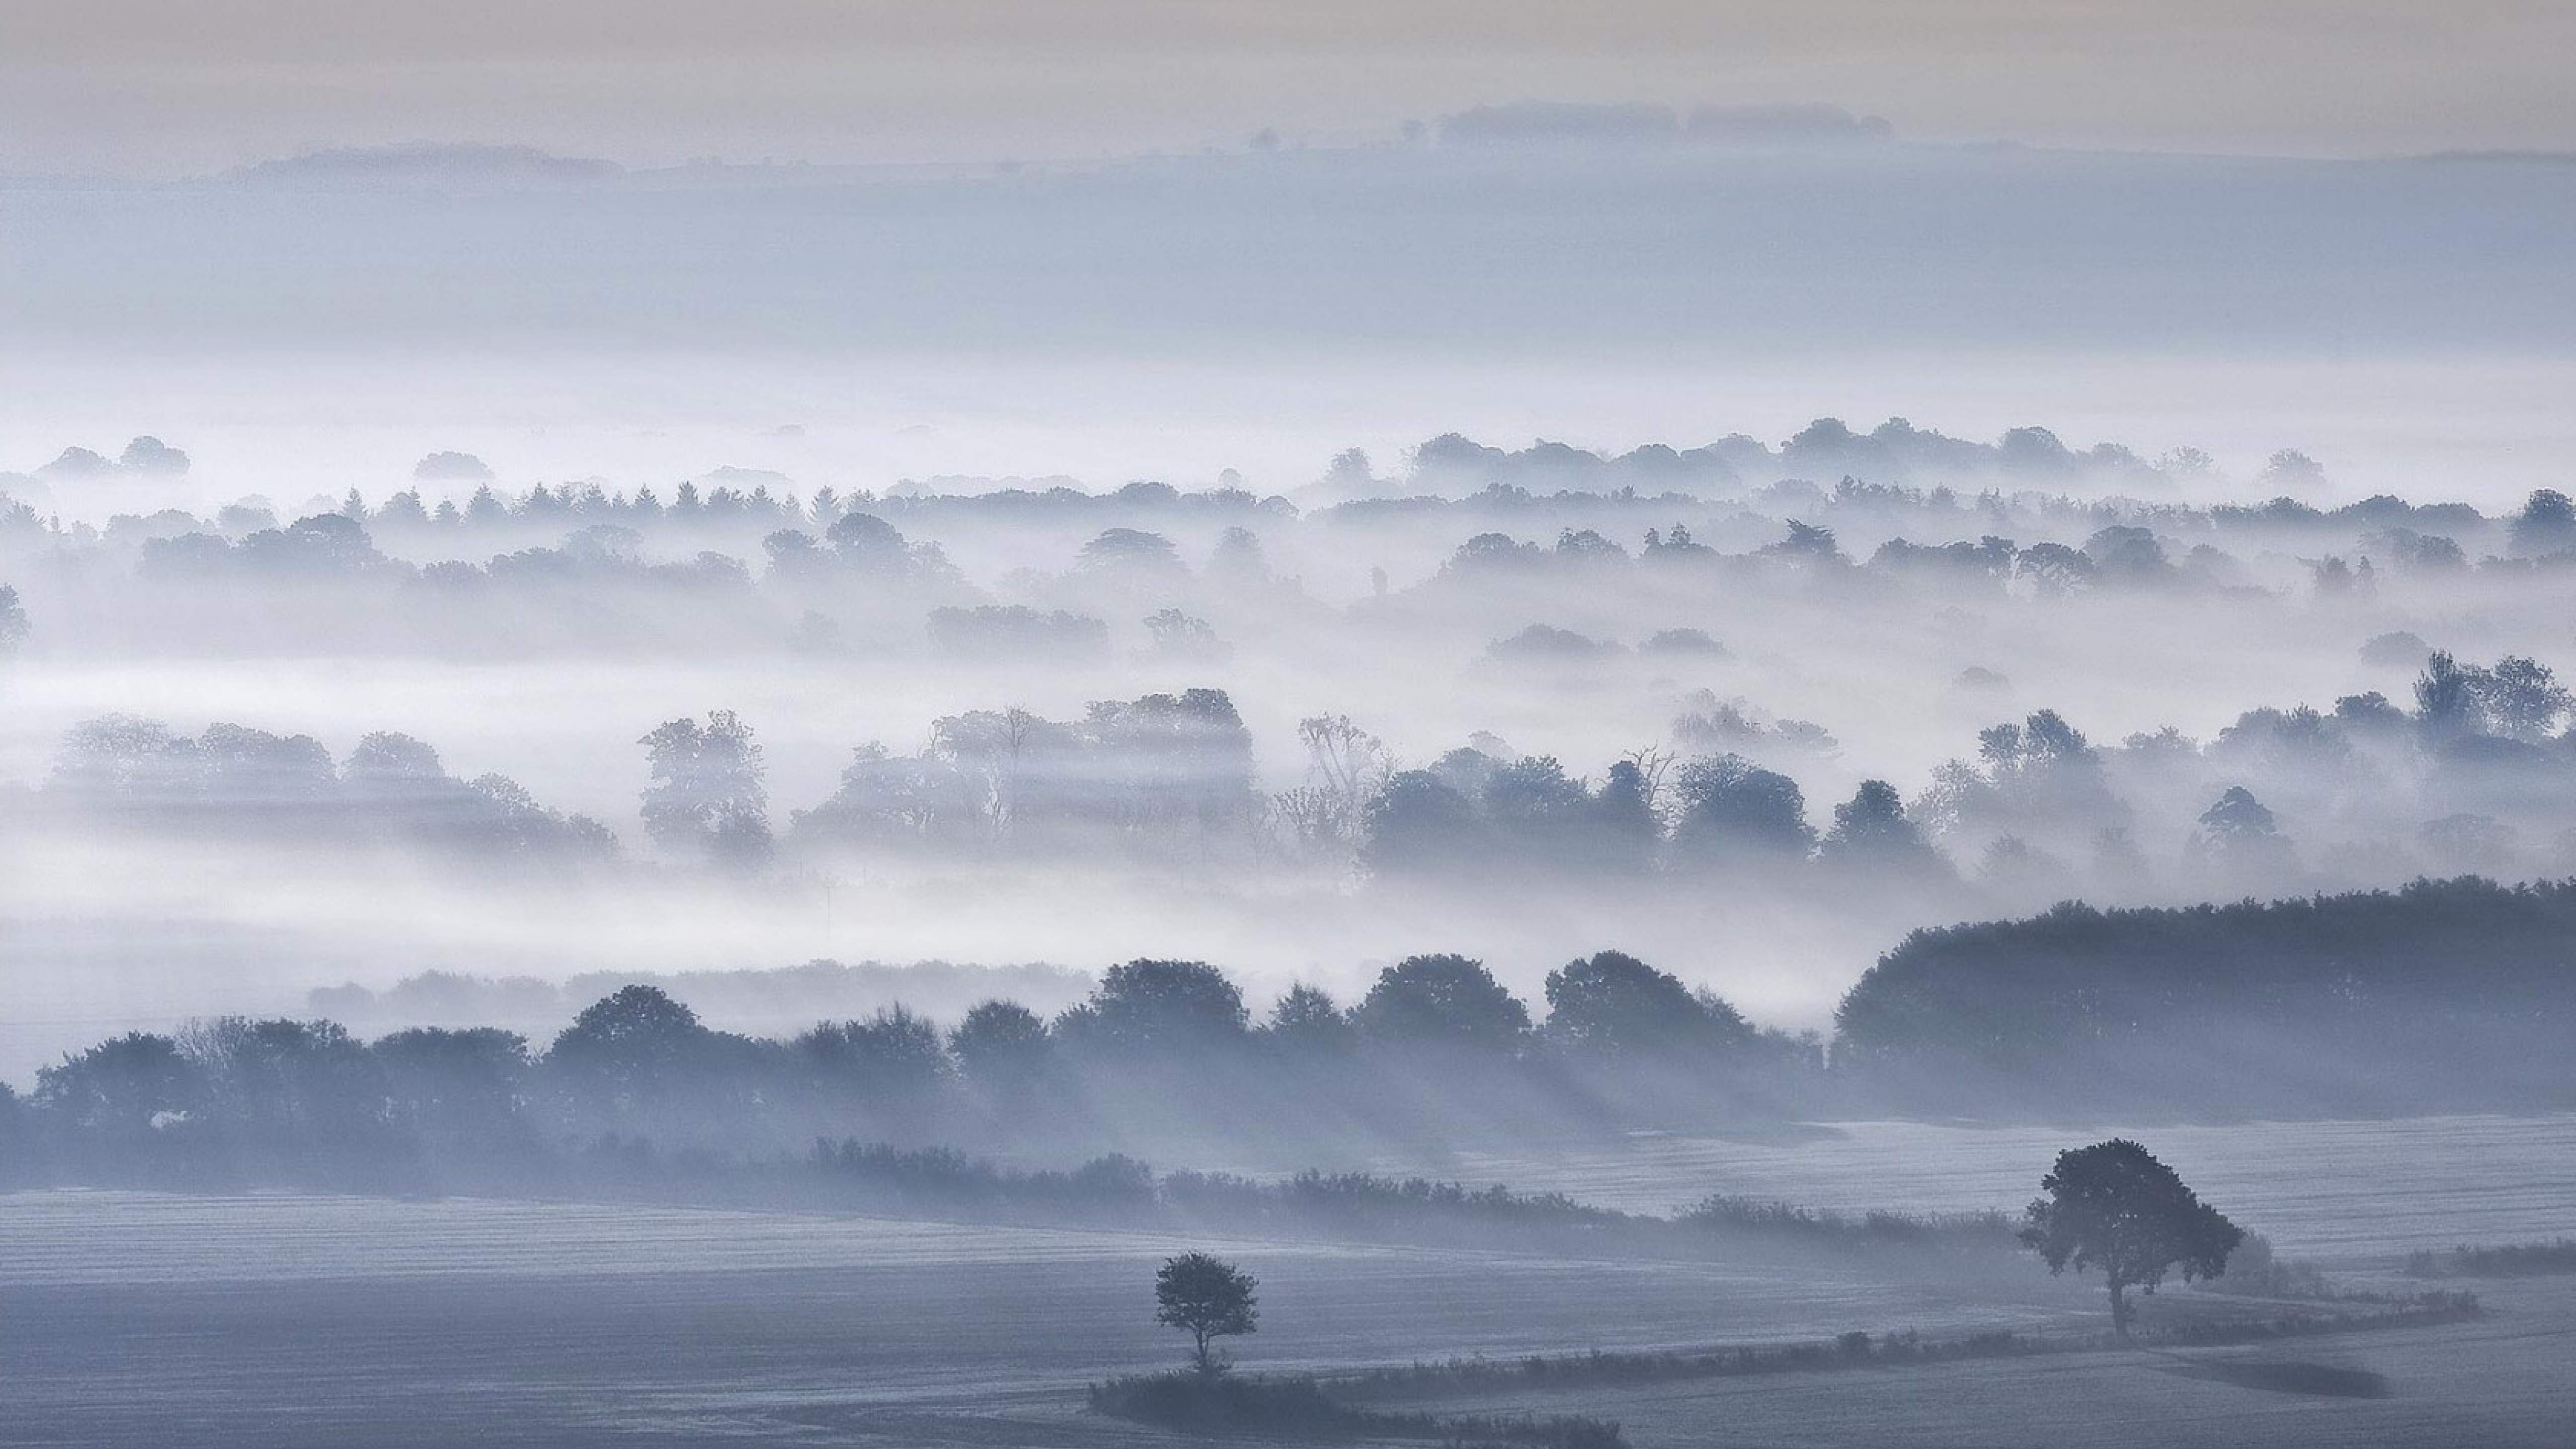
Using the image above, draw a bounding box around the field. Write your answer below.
[4,1116,2570,1446]
[1384,1113,2576,1257]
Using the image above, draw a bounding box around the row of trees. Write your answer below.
[44,424,2557,551]
[34,648,2576,898]
[38,480,2576,603]
[26,715,614,861]
[26,634,2576,896]
[33,864,2570,1195]
[9,950,1814,1189]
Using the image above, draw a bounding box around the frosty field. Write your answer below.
[5,1116,2567,1447]
[1403,1113,2576,1257]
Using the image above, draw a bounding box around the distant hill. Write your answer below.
[229,143,623,190]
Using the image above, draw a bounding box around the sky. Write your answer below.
[6,0,2574,176]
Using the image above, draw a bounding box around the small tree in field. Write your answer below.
[1155,1252,1258,1375]
[2020,1139,2243,1336]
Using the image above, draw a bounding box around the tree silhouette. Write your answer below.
[1351,954,1529,1052]
[2413,651,2484,743]
[948,999,1051,1091]
[637,711,771,867]
[1820,779,1948,879]
[1058,960,1247,1052]
[2190,786,2295,878]
[1541,950,1748,1058]
[1670,753,1814,862]
[0,583,28,655]
[545,985,713,1110]
[2508,488,2576,557]
[1265,985,1357,1054]
[1155,1252,1259,1375]
[1360,769,1486,875]
[2020,1139,2242,1335]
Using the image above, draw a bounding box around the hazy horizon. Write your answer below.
[9,8,2576,1446]
[10,0,2576,177]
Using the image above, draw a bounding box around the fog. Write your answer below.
[10,421,2576,1083]
[7,74,2575,1449]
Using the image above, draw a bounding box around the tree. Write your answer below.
[1273,714,1393,860]
[1541,950,1749,1059]
[637,711,771,867]
[373,1027,530,1143]
[0,583,28,655]
[1351,954,1529,1052]
[2082,525,2175,584]
[1078,527,1186,582]
[1670,754,1814,862]
[1058,960,1247,1052]
[1820,779,1948,878]
[1582,758,1662,873]
[2019,1139,2243,1335]
[1155,1252,1259,1374]
[1265,984,1357,1054]
[1360,770,1486,876]
[794,1007,950,1102]
[181,1017,387,1159]
[545,985,714,1111]
[825,511,912,571]
[2016,541,2097,596]
[2413,651,2485,743]
[949,999,1051,1090]
[2258,449,2327,494]
[2191,786,2295,878]
[2476,656,2570,743]
[35,1031,206,1136]
[1480,755,1592,864]
[2508,488,2576,557]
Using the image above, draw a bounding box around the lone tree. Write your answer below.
[2020,1139,2243,1336]
[1154,1252,1258,1375]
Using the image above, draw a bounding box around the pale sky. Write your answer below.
[6,0,2572,176]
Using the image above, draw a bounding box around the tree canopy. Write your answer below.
[2020,1139,2241,1334]
[1154,1252,1259,1374]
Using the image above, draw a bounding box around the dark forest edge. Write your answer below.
[1837,875,2576,1112]
[9,875,2575,1202]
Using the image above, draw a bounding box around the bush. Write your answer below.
[1087,1372,1624,1446]
[2407,1238,2576,1278]
[1089,1373,1365,1434]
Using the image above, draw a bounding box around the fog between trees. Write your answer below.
[9,428,2576,1096]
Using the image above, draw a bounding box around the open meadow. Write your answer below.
[6,1115,2567,1447]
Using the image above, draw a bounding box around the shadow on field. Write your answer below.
[2159,1358,2390,1398]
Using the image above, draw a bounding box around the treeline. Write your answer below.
[13,463,2576,641]
[28,483,2572,600]
[17,873,2575,1195]
[28,641,2576,898]
[306,959,1089,1033]
[2405,1239,2576,1278]
[798,1147,2008,1258]
[16,715,616,865]
[1834,876,2576,1112]
[6,951,1823,1192]
[23,420,2563,552]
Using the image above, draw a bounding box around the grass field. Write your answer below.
[1377,1113,2576,1258]
[1372,1278,2576,1449]
[4,1115,2569,1446]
